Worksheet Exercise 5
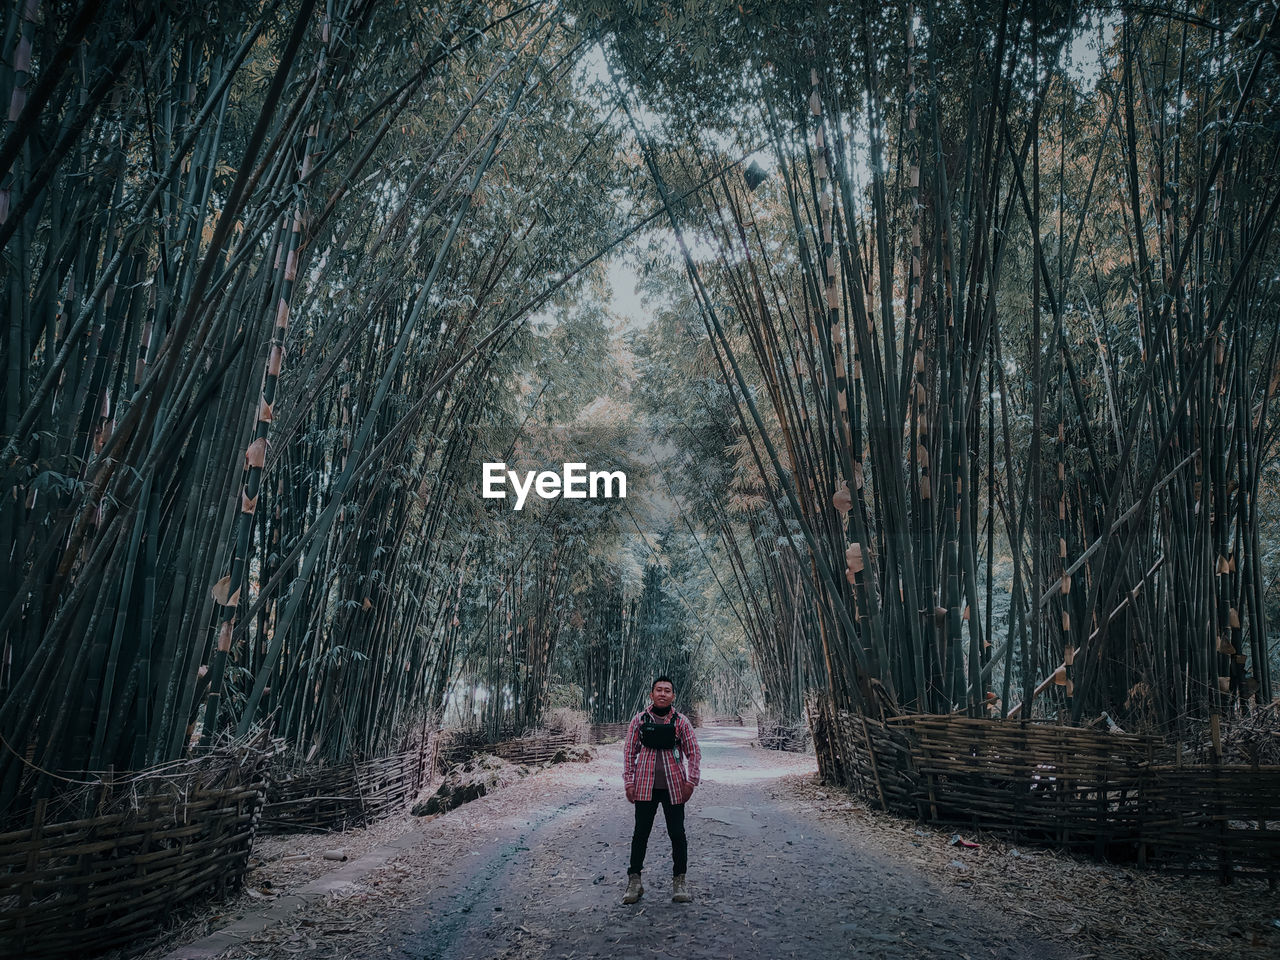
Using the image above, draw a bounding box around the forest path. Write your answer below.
[170,725,1278,960]
[407,727,1059,960]
[342,728,1066,960]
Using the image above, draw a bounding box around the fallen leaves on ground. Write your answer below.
[783,775,1279,960]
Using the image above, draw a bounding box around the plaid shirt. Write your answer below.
[623,709,701,803]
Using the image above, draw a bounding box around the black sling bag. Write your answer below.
[639,711,678,749]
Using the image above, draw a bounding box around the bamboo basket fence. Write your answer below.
[808,697,1279,879]
[0,747,270,959]
[261,733,439,833]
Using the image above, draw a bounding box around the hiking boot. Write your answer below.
[671,874,692,903]
[622,873,644,904]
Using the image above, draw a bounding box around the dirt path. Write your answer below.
[170,728,1277,960]
[214,729,1053,960]
[406,727,1066,960]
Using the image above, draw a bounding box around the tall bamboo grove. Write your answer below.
[590,0,1280,729]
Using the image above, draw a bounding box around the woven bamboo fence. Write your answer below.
[437,732,581,769]
[261,732,439,833]
[756,716,810,752]
[1135,765,1280,877]
[807,697,1279,879]
[898,715,1157,857]
[806,695,915,807]
[589,722,630,743]
[0,747,270,959]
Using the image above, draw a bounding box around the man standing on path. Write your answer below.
[621,676,701,905]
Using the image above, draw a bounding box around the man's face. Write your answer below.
[651,681,674,708]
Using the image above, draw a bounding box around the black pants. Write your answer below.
[629,788,687,876]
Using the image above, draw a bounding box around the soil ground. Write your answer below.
[149,728,1279,960]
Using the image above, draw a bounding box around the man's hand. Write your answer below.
[625,782,636,803]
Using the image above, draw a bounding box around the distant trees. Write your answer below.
[559,561,697,723]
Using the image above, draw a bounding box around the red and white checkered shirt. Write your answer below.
[623,709,701,803]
